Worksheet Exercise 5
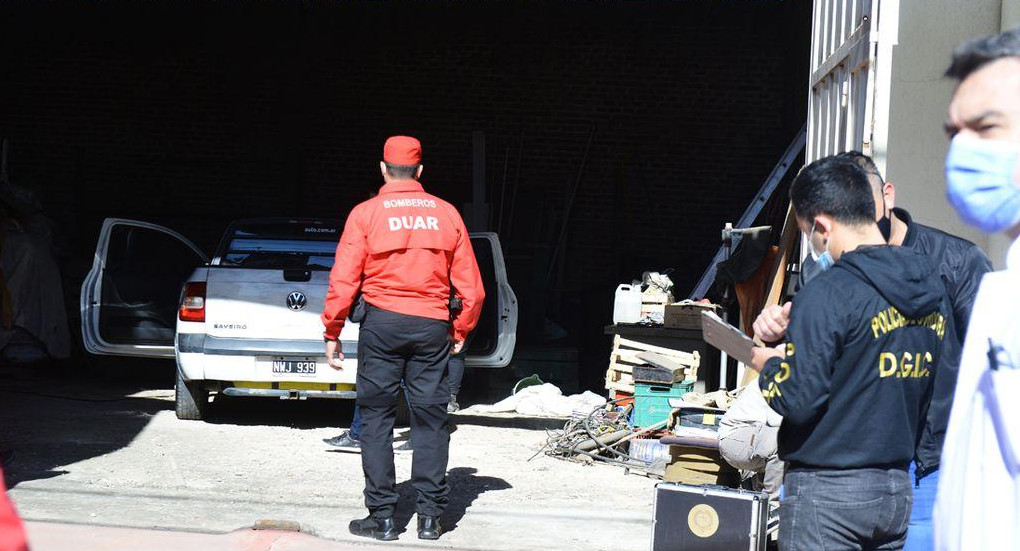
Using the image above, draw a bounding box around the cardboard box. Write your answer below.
[664,303,721,330]
[663,445,739,486]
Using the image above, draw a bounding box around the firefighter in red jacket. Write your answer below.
[322,136,484,542]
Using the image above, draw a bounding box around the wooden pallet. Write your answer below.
[605,335,701,394]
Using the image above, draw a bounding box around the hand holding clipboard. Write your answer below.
[701,310,784,373]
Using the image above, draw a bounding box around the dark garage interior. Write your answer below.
[0,0,811,393]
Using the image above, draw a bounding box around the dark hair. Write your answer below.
[836,150,884,189]
[384,162,420,180]
[946,26,1020,81]
[790,156,876,226]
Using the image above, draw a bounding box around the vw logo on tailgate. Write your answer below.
[286,291,307,311]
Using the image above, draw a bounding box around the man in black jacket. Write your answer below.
[751,156,951,551]
[842,152,991,551]
[752,152,992,549]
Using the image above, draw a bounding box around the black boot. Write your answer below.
[417,515,443,540]
[349,515,398,541]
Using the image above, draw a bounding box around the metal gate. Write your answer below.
[808,0,899,173]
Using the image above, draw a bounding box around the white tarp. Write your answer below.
[464,383,606,418]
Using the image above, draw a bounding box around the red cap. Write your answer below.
[383,136,423,165]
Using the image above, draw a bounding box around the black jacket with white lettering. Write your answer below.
[759,245,952,471]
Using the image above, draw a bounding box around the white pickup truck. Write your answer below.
[80,217,518,420]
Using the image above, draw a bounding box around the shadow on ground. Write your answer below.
[0,358,174,489]
[449,413,567,431]
[392,467,512,536]
[205,394,354,430]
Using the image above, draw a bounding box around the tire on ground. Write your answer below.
[175,369,209,421]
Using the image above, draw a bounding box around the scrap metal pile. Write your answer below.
[538,400,664,470]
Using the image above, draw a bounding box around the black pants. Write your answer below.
[356,306,451,518]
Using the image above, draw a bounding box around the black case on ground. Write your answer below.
[651,483,770,551]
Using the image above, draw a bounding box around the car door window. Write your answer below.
[99,225,204,345]
[466,236,498,356]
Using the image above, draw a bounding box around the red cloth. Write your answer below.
[383,136,422,165]
[322,179,484,343]
[0,468,28,551]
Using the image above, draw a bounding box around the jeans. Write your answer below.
[781,467,913,551]
[447,353,465,397]
[903,463,937,551]
[447,331,474,397]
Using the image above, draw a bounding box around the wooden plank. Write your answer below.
[605,371,635,393]
[608,356,635,374]
[740,205,799,389]
[617,348,698,368]
[614,349,646,365]
[606,382,636,394]
[616,337,699,364]
[688,351,701,382]
[607,334,624,369]
[605,375,634,387]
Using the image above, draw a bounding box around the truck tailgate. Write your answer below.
[205,269,330,341]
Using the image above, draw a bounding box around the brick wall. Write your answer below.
[0,0,810,380]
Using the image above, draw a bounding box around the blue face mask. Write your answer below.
[807,221,834,271]
[945,134,1020,234]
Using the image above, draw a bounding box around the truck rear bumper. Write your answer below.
[176,345,358,385]
[221,387,357,400]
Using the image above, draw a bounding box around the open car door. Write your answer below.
[465,233,518,368]
[81,219,208,358]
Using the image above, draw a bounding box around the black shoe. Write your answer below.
[394,440,414,454]
[349,515,398,541]
[417,515,443,540]
[447,394,460,413]
[323,431,361,453]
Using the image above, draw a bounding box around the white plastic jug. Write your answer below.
[613,284,643,324]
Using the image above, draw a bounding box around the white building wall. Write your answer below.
[885,0,1017,268]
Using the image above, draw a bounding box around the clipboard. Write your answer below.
[701,310,756,366]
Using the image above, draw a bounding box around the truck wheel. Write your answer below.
[176,370,209,421]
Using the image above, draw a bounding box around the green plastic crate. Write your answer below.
[632,380,695,428]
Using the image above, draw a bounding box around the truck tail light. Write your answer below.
[179,282,206,323]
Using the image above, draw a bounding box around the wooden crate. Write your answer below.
[641,290,671,317]
[605,335,701,394]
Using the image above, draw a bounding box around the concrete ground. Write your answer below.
[23,522,399,551]
[0,362,655,550]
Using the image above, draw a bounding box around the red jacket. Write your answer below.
[0,467,28,551]
[322,179,485,343]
